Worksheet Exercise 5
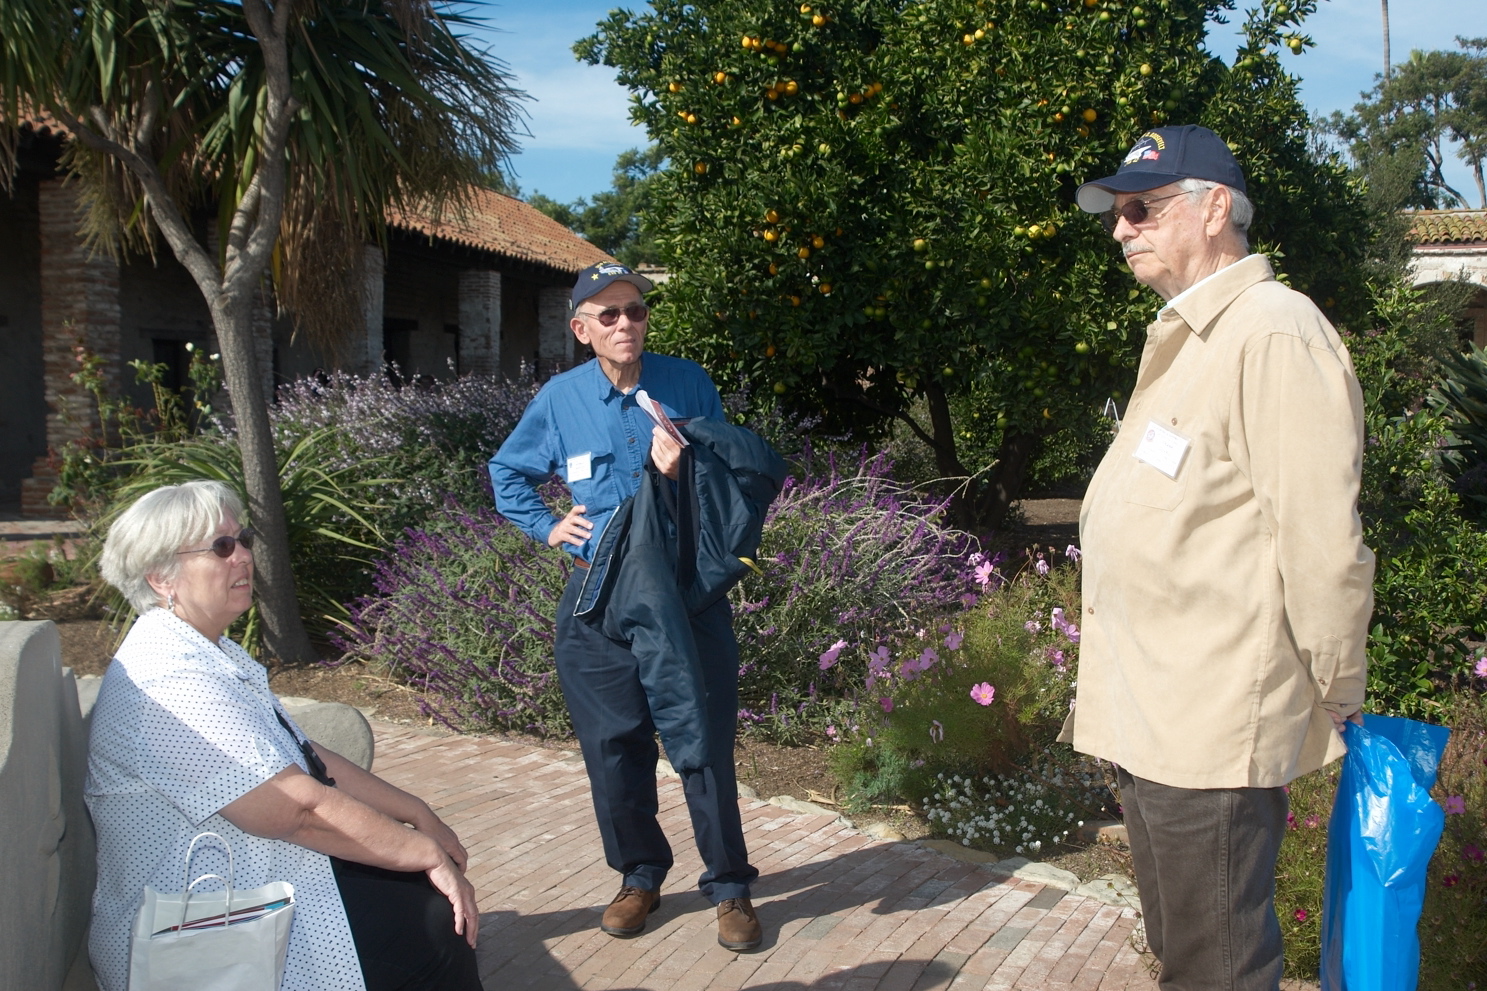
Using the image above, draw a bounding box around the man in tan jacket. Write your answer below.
[1065,126,1375,989]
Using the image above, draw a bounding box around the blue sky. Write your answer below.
[473,0,1487,206]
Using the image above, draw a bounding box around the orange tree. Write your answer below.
[578,0,1371,526]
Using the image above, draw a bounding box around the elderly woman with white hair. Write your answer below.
[86,480,482,991]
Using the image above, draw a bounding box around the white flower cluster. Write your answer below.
[920,761,1108,856]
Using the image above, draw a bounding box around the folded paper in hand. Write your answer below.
[635,390,689,447]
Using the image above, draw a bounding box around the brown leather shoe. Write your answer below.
[600,885,660,937]
[716,896,762,951]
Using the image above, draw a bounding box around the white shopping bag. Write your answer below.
[128,832,294,991]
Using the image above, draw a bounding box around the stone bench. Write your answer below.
[0,620,375,990]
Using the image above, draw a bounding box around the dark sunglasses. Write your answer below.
[177,527,257,559]
[1099,190,1188,234]
[579,303,650,327]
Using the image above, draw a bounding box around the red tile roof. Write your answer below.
[1408,210,1487,245]
[389,187,614,274]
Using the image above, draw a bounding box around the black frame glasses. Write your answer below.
[176,528,257,559]
[1100,190,1189,234]
[578,303,650,327]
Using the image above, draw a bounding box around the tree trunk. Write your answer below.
[212,292,315,664]
[920,382,1040,532]
[975,431,1040,532]
[1381,0,1391,82]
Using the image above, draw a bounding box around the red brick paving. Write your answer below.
[370,722,1158,991]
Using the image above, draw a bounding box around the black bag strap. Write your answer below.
[275,708,336,787]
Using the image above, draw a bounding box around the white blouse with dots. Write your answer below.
[85,608,366,991]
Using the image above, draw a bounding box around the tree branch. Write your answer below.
[47,102,221,298]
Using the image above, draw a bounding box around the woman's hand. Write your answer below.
[413,807,469,872]
[427,854,480,949]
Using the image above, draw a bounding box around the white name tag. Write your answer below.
[1132,420,1190,480]
[565,452,593,483]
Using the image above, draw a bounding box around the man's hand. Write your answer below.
[547,504,593,548]
[1329,708,1365,731]
[651,426,683,480]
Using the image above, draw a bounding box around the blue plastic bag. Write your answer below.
[1319,715,1451,991]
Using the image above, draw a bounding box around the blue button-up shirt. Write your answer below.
[489,353,725,561]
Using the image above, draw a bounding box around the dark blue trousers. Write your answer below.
[554,568,758,903]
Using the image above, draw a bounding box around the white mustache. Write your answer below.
[1123,245,1151,260]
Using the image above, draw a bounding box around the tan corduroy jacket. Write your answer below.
[1060,254,1375,789]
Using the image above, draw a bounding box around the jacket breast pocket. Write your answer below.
[1121,456,1187,511]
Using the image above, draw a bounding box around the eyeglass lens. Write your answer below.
[209,529,255,558]
[587,303,650,327]
[1099,191,1185,234]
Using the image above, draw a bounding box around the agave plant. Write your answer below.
[1431,344,1487,509]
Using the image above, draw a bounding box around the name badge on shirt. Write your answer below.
[1132,420,1190,480]
[566,452,593,483]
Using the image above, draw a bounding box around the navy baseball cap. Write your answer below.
[1076,125,1247,213]
[570,262,654,311]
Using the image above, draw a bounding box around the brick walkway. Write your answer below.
[370,722,1158,991]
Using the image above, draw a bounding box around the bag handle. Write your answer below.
[178,832,234,933]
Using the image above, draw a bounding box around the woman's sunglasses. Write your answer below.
[578,303,650,327]
[177,528,257,559]
[1099,190,1188,234]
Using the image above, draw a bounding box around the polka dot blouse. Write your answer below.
[85,608,366,991]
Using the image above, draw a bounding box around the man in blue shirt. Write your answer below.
[488,262,762,951]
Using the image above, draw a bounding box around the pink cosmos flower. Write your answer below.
[1445,795,1467,815]
[880,697,894,713]
[825,725,837,738]
[1444,873,1461,888]
[867,646,891,673]
[929,719,944,743]
[1476,653,1487,679]
[1065,544,1082,562]
[970,682,996,706]
[1304,815,1319,828]
[1064,624,1081,644]
[1024,620,1042,634]
[944,631,964,651]
[1050,607,1068,632]
[818,639,848,670]
[1294,909,1308,923]
[1045,647,1066,669]
[974,561,996,587]
[1464,843,1485,863]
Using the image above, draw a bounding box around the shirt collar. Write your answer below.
[588,353,647,403]
[1158,254,1274,337]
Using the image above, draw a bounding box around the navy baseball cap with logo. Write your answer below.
[570,262,654,311]
[1075,125,1247,214]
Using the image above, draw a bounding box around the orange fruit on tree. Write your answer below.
[797,246,811,259]
[811,235,825,248]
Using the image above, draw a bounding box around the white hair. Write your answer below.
[100,481,244,613]
[1177,178,1253,246]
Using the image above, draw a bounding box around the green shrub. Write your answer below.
[1273,763,1335,978]
[828,554,1085,809]
[1419,683,1487,988]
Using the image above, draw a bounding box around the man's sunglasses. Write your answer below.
[177,528,257,559]
[578,303,650,327]
[1099,190,1188,234]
